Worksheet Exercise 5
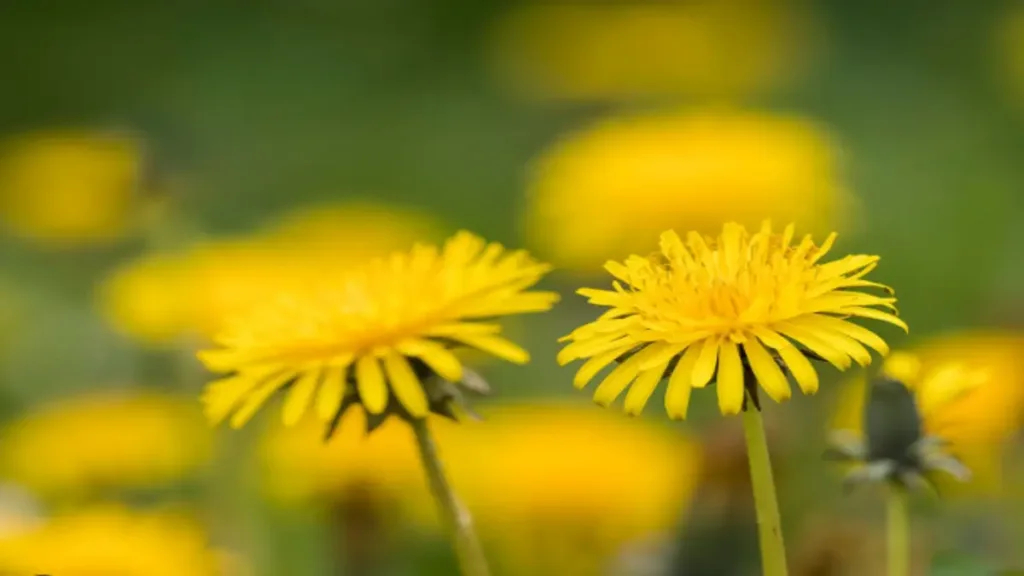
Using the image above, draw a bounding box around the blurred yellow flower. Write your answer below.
[0,392,212,501]
[832,331,1024,494]
[444,404,699,576]
[525,109,851,272]
[264,403,698,576]
[995,4,1024,109]
[0,130,144,246]
[0,506,233,576]
[487,1,817,101]
[98,202,444,346]
[560,222,904,418]
[198,231,558,429]
[260,407,435,505]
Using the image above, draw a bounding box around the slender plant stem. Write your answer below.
[886,485,910,576]
[410,418,492,576]
[741,404,788,576]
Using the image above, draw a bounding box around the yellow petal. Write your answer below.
[557,334,631,365]
[716,340,745,415]
[638,341,690,370]
[316,365,349,421]
[452,334,530,364]
[752,327,819,394]
[383,352,428,417]
[572,343,634,389]
[230,370,296,429]
[356,356,388,415]
[282,368,322,426]
[624,365,666,416]
[201,376,252,425]
[790,319,872,366]
[743,338,791,403]
[691,337,720,388]
[593,353,643,407]
[425,323,503,337]
[202,365,282,424]
[803,314,890,356]
[664,350,696,420]
[839,306,909,332]
[775,322,852,371]
[397,339,463,382]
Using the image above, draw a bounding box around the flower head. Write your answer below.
[559,221,905,418]
[0,392,212,502]
[425,403,699,576]
[198,231,558,433]
[99,202,443,346]
[488,3,814,101]
[0,130,145,247]
[829,334,1024,494]
[525,110,852,272]
[0,506,236,576]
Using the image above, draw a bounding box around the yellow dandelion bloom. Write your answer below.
[98,202,443,346]
[559,221,905,418]
[832,332,1024,494]
[429,403,699,576]
[0,130,144,246]
[0,506,235,576]
[525,109,852,272]
[487,2,815,101]
[0,392,212,501]
[198,231,558,428]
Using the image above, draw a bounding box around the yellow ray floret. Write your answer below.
[198,231,559,428]
[559,221,906,418]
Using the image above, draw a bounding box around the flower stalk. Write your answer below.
[741,392,788,576]
[886,485,910,576]
[410,418,491,576]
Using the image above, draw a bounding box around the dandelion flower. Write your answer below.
[198,231,558,431]
[416,403,699,576]
[0,392,212,502]
[0,130,144,247]
[487,2,815,101]
[526,109,852,272]
[830,333,1024,494]
[260,407,434,505]
[0,506,236,576]
[99,202,443,346]
[559,221,905,418]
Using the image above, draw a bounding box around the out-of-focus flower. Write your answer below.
[0,485,41,539]
[0,392,212,501]
[830,332,1024,494]
[0,506,234,576]
[440,403,699,576]
[98,202,444,346]
[0,130,144,247]
[262,403,697,576]
[829,354,979,492]
[260,407,434,505]
[525,109,851,272]
[559,222,904,418]
[995,5,1024,109]
[487,1,817,102]
[198,231,558,433]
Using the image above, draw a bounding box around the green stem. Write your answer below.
[886,485,910,576]
[741,404,788,576]
[410,418,491,576]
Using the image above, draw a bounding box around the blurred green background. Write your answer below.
[0,1,1022,575]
